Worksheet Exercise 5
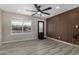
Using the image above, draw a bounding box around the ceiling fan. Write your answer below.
[26,4,52,16]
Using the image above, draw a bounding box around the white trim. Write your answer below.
[1,37,37,44]
[0,43,2,46]
[46,36,79,48]
[11,32,32,35]
[10,18,32,35]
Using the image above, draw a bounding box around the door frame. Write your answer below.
[38,21,44,39]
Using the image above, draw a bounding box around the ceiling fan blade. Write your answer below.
[34,4,40,11]
[34,4,41,9]
[42,7,52,11]
[42,12,50,15]
[32,12,37,16]
[26,10,37,12]
[34,4,38,8]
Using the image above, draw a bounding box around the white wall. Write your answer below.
[1,11,46,43]
[0,10,2,44]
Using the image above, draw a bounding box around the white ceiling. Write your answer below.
[0,4,79,18]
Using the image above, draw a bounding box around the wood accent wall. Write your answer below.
[46,7,79,45]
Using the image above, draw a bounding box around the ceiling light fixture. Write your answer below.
[37,12,41,14]
[56,6,60,9]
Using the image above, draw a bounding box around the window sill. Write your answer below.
[11,32,32,35]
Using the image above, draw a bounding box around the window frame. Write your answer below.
[10,18,32,35]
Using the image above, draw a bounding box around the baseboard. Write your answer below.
[1,37,37,44]
[46,36,79,48]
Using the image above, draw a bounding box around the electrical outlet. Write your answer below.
[58,36,61,39]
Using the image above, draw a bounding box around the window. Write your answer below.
[11,18,32,34]
[23,21,31,33]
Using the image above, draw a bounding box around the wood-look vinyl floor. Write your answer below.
[0,39,79,55]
